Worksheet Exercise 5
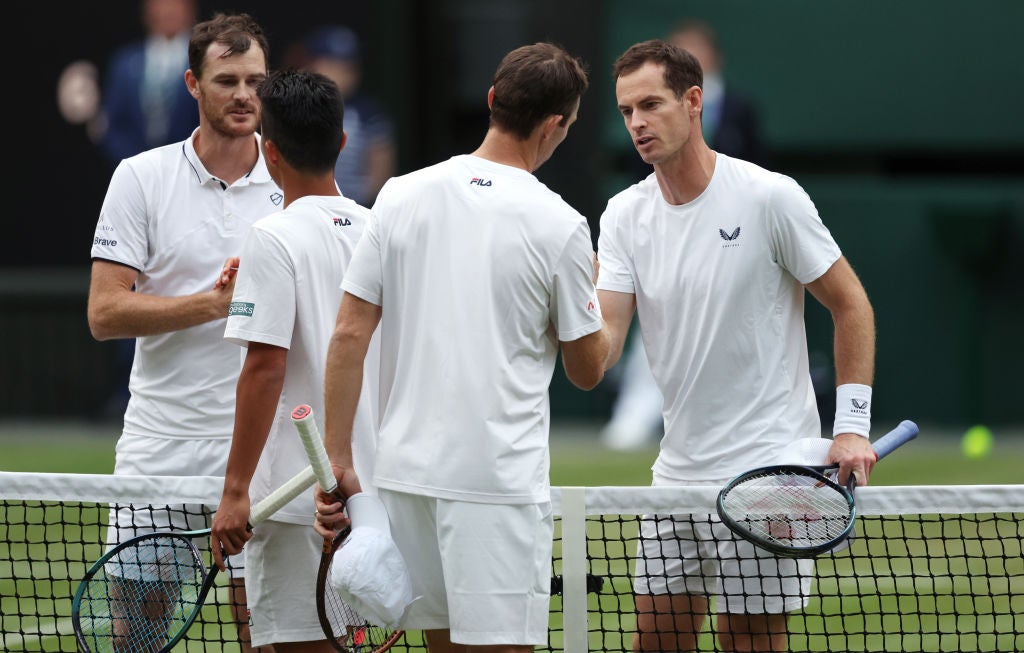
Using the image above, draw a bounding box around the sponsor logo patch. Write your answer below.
[228,302,255,317]
[93,237,117,246]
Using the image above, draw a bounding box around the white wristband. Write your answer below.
[833,383,872,438]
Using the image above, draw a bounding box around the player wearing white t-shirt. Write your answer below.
[87,14,274,652]
[209,70,378,651]
[599,41,876,653]
[313,43,609,652]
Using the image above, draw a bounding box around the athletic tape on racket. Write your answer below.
[291,404,338,494]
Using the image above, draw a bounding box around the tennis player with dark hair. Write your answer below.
[313,42,609,653]
[209,68,378,652]
[87,12,277,652]
[599,40,877,652]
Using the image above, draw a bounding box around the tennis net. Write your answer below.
[2,472,1022,652]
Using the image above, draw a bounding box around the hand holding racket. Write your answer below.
[716,419,919,558]
[291,404,404,653]
[71,421,330,653]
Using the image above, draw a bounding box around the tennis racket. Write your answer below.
[291,404,404,653]
[716,419,919,558]
[71,424,329,653]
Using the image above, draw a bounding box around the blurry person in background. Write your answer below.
[669,18,766,167]
[303,25,396,207]
[99,0,200,165]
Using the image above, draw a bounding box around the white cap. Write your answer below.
[330,493,414,629]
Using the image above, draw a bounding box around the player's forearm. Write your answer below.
[88,288,232,340]
[323,336,366,468]
[831,298,876,386]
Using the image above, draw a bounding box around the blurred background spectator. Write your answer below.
[97,0,199,166]
[301,25,397,207]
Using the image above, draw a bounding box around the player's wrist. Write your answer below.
[834,383,871,438]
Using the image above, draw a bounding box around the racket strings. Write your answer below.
[723,472,852,548]
[77,536,206,652]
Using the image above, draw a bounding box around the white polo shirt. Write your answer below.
[224,194,379,524]
[91,130,283,440]
[597,154,841,481]
[343,154,603,504]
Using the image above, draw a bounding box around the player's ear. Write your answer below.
[262,138,280,165]
[339,131,348,154]
[185,70,200,99]
[487,86,496,110]
[685,85,703,119]
[540,113,563,141]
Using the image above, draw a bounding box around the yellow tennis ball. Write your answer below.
[961,425,994,459]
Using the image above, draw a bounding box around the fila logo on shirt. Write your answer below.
[469,177,493,187]
[333,216,352,227]
[719,226,741,248]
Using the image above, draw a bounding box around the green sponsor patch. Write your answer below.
[228,302,255,317]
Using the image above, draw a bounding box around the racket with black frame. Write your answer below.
[716,419,919,558]
[70,422,331,653]
[291,404,404,653]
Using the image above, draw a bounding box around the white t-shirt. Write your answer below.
[343,154,603,504]
[224,194,379,525]
[597,154,841,481]
[91,130,283,441]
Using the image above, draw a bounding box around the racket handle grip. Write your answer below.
[291,404,339,495]
[872,419,919,460]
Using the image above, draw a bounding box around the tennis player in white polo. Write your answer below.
[87,14,278,651]
[599,40,877,653]
[314,43,610,653]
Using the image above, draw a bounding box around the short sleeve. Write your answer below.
[224,225,295,348]
[550,221,603,342]
[91,161,149,270]
[595,205,635,294]
[766,176,842,285]
[341,210,384,306]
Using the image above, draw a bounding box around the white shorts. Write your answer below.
[379,489,553,646]
[245,521,328,647]
[633,476,814,614]
[105,434,245,577]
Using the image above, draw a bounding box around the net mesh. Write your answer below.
[2,472,1022,652]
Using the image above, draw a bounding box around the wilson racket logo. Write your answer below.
[228,302,255,317]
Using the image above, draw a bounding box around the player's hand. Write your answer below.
[828,433,877,487]
[210,491,252,571]
[312,463,361,538]
[214,256,241,291]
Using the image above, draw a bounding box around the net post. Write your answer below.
[560,486,589,653]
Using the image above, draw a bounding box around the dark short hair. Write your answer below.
[189,12,270,79]
[490,42,589,141]
[612,39,702,99]
[258,69,345,175]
